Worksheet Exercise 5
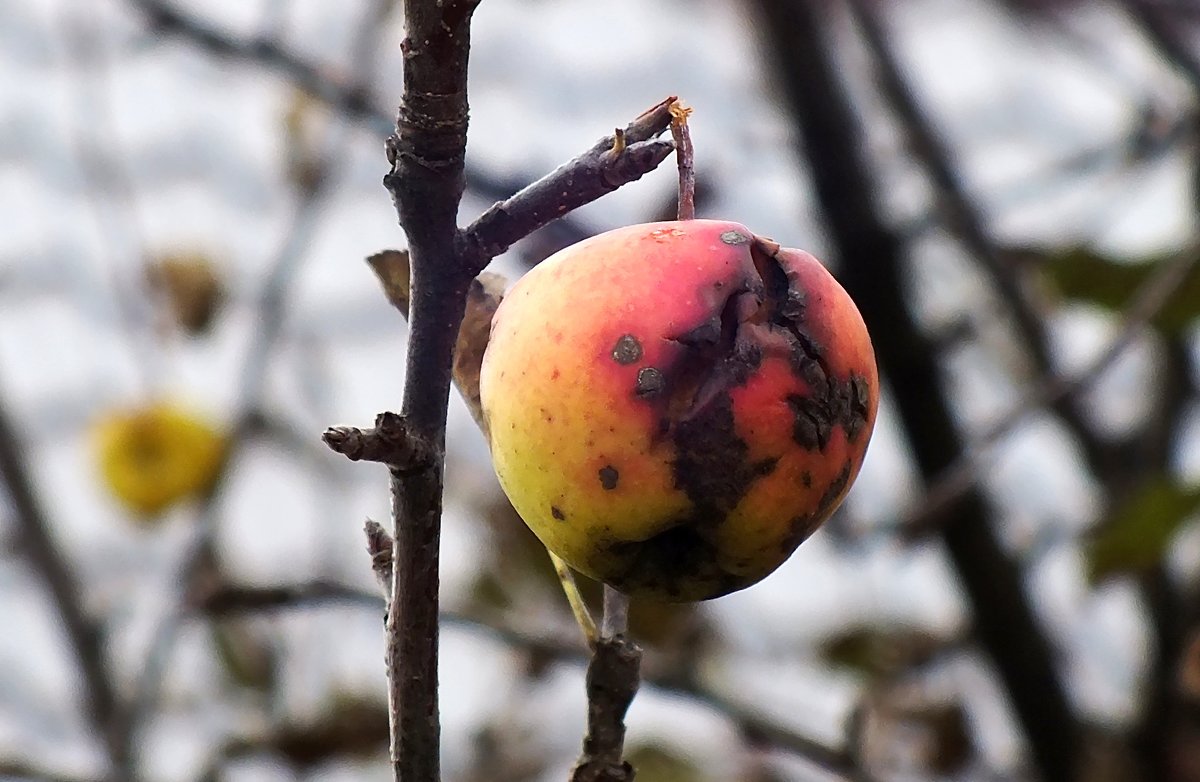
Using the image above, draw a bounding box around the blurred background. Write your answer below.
[3,0,1200,780]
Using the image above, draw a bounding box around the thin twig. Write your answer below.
[322,412,434,468]
[114,1,395,766]
[668,99,696,220]
[569,584,639,781]
[198,581,384,614]
[121,0,607,266]
[570,635,641,782]
[0,758,98,782]
[194,577,862,778]
[458,98,676,270]
[58,10,156,396]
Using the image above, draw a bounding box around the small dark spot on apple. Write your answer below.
[801,470,813,488]
[599,465,619,490]
[612,334,642,365]
[753,457,780,477]
[551,368,560,380]
[720,230,750,245]
[635,367,665,398]
[551,506,565,521]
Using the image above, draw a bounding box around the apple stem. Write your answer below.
[600,585,630,640]
[669,100,696,220]
[550,550,598,644]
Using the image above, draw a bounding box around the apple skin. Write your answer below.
[479,219,878,602]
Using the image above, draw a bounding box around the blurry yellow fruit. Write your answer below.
[92,401,227,518]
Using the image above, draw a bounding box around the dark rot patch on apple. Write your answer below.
[846,375,872,441]
[635,367,665,398]
[748,237,871,452]
[601,524,745,602]
[673,394,755,519]
[598,465,619,490]
[586,231,874,601]
[551,505,565,521]
[817,461,853,517]
[612,334,642,365]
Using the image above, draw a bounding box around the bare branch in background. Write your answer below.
[122,0,607,263]
[748,1,1082,777]
[0,391,124,777]
[112,1,400,771]
[847,0,1113,473]
[903,242,1200,538]
[1124,0,1200,90]
[458,98,676,269]
[192,576,864,777]
[0,758,98,782]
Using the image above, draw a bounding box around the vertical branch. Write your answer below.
[571,586,639,781]
[747,2,1082,778]
[845,0,1109,474]
[381,2,478,780]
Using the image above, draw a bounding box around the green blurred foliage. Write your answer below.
[625,743,701,782]
[819,625,948,680]
[1038,246,1200,335]
[1087,476,1200,583]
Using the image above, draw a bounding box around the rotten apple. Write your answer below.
[479,219,878,601]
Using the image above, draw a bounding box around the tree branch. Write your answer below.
[0,391,124,776]
[113,3,397,768]
[749,2,1082,778]
[902,242,1200,538]
[193,577,863,778]
[347,88,672,778]
[122,0,639,268]
[459,98,676,270]
[570,636,641,782]
[322,412,434,468]
[846,0,1111,474]
[378,4,480,777]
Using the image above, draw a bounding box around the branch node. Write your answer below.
[321,412,434,470]
[364,519,394,595]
